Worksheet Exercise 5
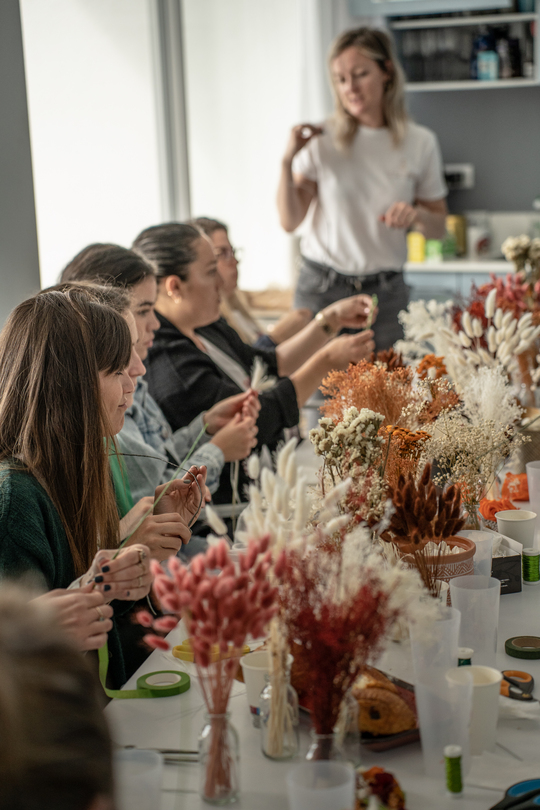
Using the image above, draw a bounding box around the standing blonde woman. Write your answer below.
[277,27,447,349]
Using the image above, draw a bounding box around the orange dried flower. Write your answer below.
[416,354,447,380]
[501,472,529,501]
[384,426,431,458]
[479,497,517,521]
[321,361,416,428]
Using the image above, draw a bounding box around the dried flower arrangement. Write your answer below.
[381,462,465,595]
[502,235,540,285]
[321,361,416,429]
[273,526,424,741]
[139,537,277,803]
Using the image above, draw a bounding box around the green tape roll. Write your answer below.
[136,671,190,698]
[505,636,540,660]
[98,643,190,700]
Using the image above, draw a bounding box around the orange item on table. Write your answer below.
[479,497,517,522]
[502,472,529,501]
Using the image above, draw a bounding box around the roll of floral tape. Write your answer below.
[505,636,540,660]
[136,671,190,698]
[98,643,190,699]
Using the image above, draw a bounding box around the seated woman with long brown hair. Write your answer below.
[0,290,199,686]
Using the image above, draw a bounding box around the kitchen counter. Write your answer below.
[404,259,512,273]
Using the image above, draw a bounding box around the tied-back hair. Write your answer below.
[193,216,262,344]
[328,27,408,150]
[132,223,202,281]
[0,291,131,577]
[0,587,113,810]
[61,243,156,289]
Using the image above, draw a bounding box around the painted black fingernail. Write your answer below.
[94,575,104,583]
[101,565,110,573]
[104,584,111,592]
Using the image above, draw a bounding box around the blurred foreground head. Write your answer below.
[0,588,113,810]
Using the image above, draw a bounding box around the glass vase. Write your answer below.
[334,689,361,767]
[198,712,239,805]
[306,730,346,762]
[260,670,299,760]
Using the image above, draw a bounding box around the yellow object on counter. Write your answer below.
[407,231,425,262]
[172,638,251,663]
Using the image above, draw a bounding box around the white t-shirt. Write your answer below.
[292,121,447,276]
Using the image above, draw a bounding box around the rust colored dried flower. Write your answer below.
[416,354,447,380]
[321,361,416,428]
[369,347,407,370]
[384,426,431,459]
[383,462,465,553]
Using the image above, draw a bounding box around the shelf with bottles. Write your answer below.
[389,3,539,89]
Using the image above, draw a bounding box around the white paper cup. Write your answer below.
[526,461,540,539]
[239,650,293,727]
[447,665,502,755]
[286,761,355,810]
[113,749,162,810]
[495,510,536,547]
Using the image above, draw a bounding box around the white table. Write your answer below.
[105,581,540,810]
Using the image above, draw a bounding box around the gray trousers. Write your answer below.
[293,256,410,352]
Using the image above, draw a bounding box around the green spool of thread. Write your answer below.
[523,548,540,585]
[458,647,473,666]
[444,745,463,796]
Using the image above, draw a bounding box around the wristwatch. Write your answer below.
[315,310,337,338]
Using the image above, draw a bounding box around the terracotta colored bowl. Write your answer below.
[421,536,476,585]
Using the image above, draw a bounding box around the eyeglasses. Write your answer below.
[215,246,243,262]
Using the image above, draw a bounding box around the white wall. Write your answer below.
[183,0,303,291]
[182,0,366,291]
[20,0,163,288]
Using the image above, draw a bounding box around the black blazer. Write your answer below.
[145,315,300,503]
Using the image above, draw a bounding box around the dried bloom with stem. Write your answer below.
[416,354,447,381]
[273,527,428,739]
[369,347,407,370]
[139,537,277,802]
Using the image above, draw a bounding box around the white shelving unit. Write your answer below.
[406,78,539,91]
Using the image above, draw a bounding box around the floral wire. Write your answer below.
[111,422,208,558]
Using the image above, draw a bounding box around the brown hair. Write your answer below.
[61,243,156,290]
[328,27,407,149]
[0,587,113,810]
[47,280,131,315]
[132,223,201,281]
[0,291,131,577]
[192,216,228,237]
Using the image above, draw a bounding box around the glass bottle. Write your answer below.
[306,730,346,762]
[260,670,299,760]
[198,712,239,805]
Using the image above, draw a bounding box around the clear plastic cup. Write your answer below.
[286,761,355,810]
[449,575,500,667]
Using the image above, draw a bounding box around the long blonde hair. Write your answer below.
[328,27,407,150]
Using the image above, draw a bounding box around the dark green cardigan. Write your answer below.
[0,465,127,688]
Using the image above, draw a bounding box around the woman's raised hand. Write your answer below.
[154,465,207,527]
[84,544,152,601]
[34,585,114,651]
[323,329,375,370]
[284,123,324,163]
[210,413,259,462]
[323,294,378,331]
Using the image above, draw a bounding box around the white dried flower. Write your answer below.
[518,312,533,330]
[485,288,497,319]
[501,311,514,329]
[461,311,474,338]
[503,320,517,341]
[205,505,228,536]
[471,317,484,338]
[487,326,497,354]
[495,328,505,346]
[247,454,260,481]
[250,357,276,392]
[494,308,504,329]
[458,330,472,348]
